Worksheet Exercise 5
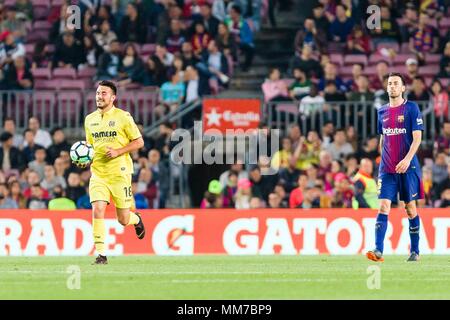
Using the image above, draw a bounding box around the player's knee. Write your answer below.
[379,201,391,213]
[117,216,128,226]
[405,202,417,218]
[92,205,106,219]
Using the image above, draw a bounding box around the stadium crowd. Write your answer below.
[0,0,448,210]
[0,0,265,100]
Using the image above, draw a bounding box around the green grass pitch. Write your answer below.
[1,255,449,299]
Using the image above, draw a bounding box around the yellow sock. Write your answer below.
[93,219,106,256]
[127,212,140,226]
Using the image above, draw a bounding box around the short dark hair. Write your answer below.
[387,72,406,85]
[0,132,13,142]
[50,127,63,136]
[231,4,242,14]
[3,117,15,126]
[413,75,425,83]
[98,80,117,95]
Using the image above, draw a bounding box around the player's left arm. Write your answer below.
[395,130,421,174]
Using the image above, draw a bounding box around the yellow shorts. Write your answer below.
[89,174,135,209]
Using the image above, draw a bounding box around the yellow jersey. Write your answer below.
[84,106,141,178]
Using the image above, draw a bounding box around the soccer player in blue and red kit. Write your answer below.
[366,72,424,262]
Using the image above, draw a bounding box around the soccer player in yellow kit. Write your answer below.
[75,80,145,265]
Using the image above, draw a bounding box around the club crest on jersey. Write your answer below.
[109,121,115,127]
[397,115,404,123]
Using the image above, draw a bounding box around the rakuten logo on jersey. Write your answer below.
[382,127,407,136]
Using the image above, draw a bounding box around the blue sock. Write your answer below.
[409,215,420,254]
[375,213,388,253]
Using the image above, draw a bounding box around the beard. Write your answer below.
[96,100,107,108]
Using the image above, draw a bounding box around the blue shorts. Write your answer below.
[377,171,424,203]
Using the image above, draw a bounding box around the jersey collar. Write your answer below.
[97,105,116,117]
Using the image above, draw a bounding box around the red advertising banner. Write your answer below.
[202,98,261,134]
[0,209,448,256]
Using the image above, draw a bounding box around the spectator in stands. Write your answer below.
[438,41,450,78]
[66,172,86,202]
[352,158,379,209]
[195,3,220,38]
[41,164,67,195]
[118,3,147,43]
[16,0,33,22]
[318,62,347,92]
[27,117,52,149]
[22,130,40,163]
[219,160,248,187]
[346,25,371,55]
[299,83,325,118]
[356,135,379,161]
[432,152,449,186]
[180,42,200,69]
[434,121,450,156]
[131,179,149,209]
[323,81,346,102]
[328,4,354,43]
[48,185,76,210]
[368,5,400,47]
[404,58,419,87]
[212,0,233,21]
[0,132,25,172]
[249,165,277,202]
[0,6,27,40]
[326,129,354,160]
[0,182,18,209]
[191,22,212,58]
[142,55,168,87]
[26,184,48,209]
[46,128,70,165]
[147,149,170,209]
[2,117,24,149]
[262,68,290,103]
[400,3,419,44]
[289,44,322,79]
[320,121,334,149]
[311,3,330,36]
[267,192,284,208]
[0,31,25,68]
[370,60,389,91]
[430,79,449,130]
[52,31,85,69]
[154,44,174,68]
[348,75,374,102]
[94,20,118,53]
[31,39,51,69]
[201,179,223,209]
[298,131,322,171]
[49,3,72,44]
[331,172,353,208]
[295,18,327,54]
[28,146,47,180]
[278,156,301,194]
[271,137,292,170]
[433,162,450,207]
[407,76,430,101]
[116,42,144,87]
[289,67,311,101]
[2,55,33,90]
[137,167,158,208]
[76,184,91,209]
[166,19,186,55]
[289,174,308,208]
[81,34,103,69]
[409,12,440,61]
[8,180,26,208]
[195,39,230,88]
[24,169,49,197]
[184,65,211,103]
[183,0,205,18]
[54,156,69,180]
[96,40,122,80]
[225,5,254,71]
[346,126,358,151]
[215,22,237,61]
[221,171,237,208]
[157,70,185,116]
[235,178,252,209]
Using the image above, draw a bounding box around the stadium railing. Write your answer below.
[0,88,160,137]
